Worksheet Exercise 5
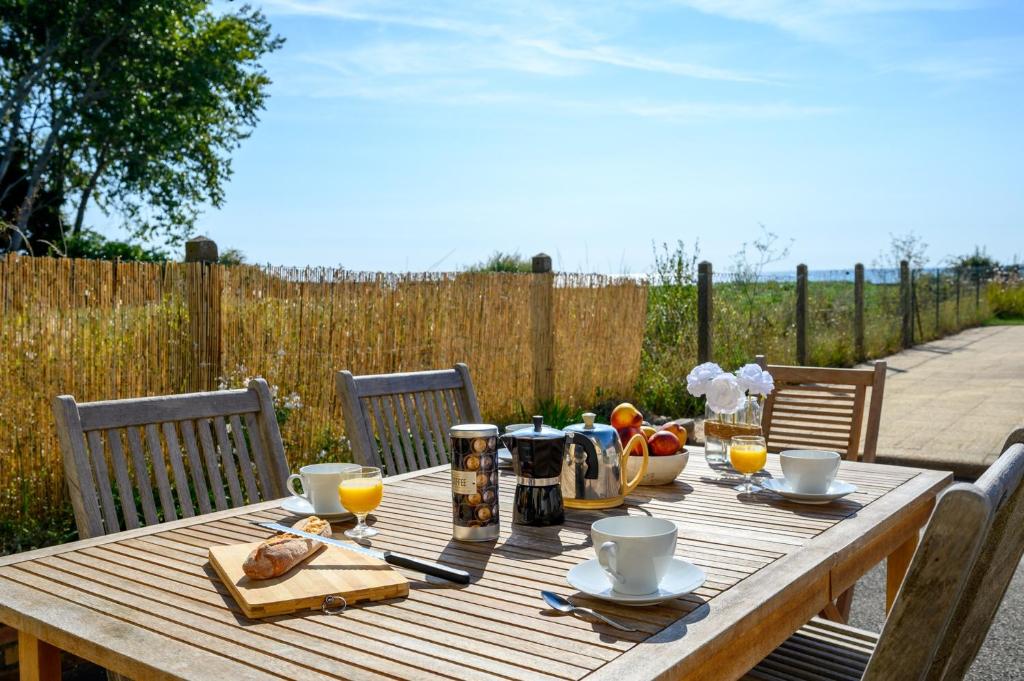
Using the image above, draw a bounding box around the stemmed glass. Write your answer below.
[338,466,383,539]
[729,435,767,494]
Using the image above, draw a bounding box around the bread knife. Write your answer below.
[253,521,471,585]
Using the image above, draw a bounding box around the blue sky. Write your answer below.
[191,0,1024,272]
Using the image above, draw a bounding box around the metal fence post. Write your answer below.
[854,263,865,362]
[975,269,981,318]
[955,272,961,327]
[796,264,808,365]
[531,252,555,407]
[697,261,712,363]
[184,237,221,391]
[900,260,912,348]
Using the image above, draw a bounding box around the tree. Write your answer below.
[874,231,929,270]
[50,228,168,262]
[466,251,532,273]
[218,247,246,265]
[0,0,282,254]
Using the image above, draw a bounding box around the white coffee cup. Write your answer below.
[592,516,677,595]
[287,463,361,515]
[780,450,841,494]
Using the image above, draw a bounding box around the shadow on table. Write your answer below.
[539,592,711,643]
[734,489,865,518]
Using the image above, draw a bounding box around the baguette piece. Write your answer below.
[243,516,332,580]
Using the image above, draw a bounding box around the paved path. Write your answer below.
[872,324,1024,476]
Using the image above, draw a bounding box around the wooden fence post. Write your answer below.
[531,253,555,408]
[795,264,808,365]
[697,261,712,363]
[900,260,912,348]
[185,237,221,392]
[854,263,865,362]
[934,267,941,334]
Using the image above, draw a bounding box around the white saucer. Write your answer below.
[762,478,857,504]
[279,496,353,521]
[497,447,513,468]
[567,557,706,606]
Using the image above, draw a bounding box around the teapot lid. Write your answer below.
[565,412,619,446]
[507,415,564,440]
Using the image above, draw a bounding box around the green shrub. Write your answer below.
[988,277,1024,319]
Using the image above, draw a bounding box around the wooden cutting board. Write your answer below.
[208,540,409,618]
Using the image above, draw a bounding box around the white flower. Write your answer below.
[735,363,774,396]
[706,373,745,414]
[687,362,724,397]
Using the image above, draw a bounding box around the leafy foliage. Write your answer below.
[466,251,532,273]
[218,247,247,265]
[0,0,283,253]
[48,228,169,262]
[636,240,703,417]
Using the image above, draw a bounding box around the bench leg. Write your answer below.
[18,631,60,681]
[886,533,918,613]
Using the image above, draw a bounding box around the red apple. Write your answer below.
[618,426,644,455]
[647,431,681,456]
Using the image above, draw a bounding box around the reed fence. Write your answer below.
[0,255,647,530]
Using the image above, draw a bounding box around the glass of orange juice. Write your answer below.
[729,435,767,494]
[338,466,383,539]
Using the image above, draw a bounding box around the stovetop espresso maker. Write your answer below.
[501,416,595,526]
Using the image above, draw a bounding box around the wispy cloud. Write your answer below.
[263,0,770,83]
[888,36,1024,82]
[669,0,988,42]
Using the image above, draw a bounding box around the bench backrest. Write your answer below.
[53,379,290,538]
[756,355,886,462]
[862,441,1024,680]
[336,363,483,474]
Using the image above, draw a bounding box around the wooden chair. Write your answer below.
[336,363,483,474]
[744,438,1024,681]
[755,355,886,463]
[52,379,290,539]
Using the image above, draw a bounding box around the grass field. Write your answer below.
[637,272,993,419]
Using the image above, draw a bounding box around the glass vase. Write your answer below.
[704,396,763,467]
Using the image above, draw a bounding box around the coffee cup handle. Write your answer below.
[286,474,307,501]
[597,541,624,588]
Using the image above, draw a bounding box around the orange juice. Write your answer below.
[338,478,383,515]
[730,444,767,475]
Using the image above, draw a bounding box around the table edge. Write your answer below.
[584,466,952,681]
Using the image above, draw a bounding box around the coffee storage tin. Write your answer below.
[449,424,500,541]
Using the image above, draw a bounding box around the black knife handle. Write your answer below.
[383,551,471,584]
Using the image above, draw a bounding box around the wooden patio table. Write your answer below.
[0,450,950,681]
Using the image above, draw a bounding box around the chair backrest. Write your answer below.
[336,363,483,474]
[52,378,290,539]
[928,440,1024,681]
[755,355,886,462]
[862,440,1024,680]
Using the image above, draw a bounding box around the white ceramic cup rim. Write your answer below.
[779,450,840,461]
[592,516,677,539]
[297,462,361,476]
